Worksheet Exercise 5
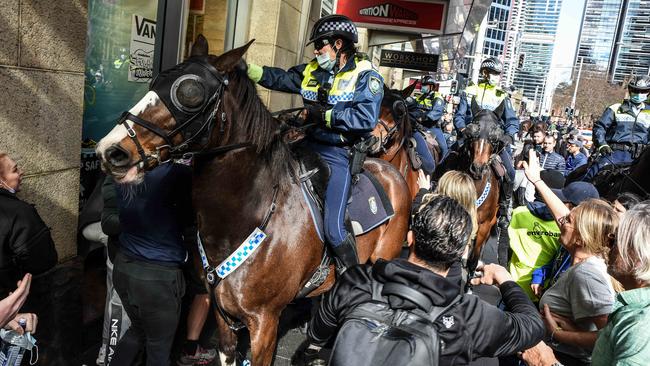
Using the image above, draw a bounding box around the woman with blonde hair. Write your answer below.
[416,170,478,288]
[521,149,619,366]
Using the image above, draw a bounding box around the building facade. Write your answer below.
[574,0,623,73]
[609,0,650,82]
[512,0,563,109]
[503,0,525,87]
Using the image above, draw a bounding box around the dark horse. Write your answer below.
[435,101,505,270]
[565,146,650,201]
[95,36,410,366]
[370,83,441,199]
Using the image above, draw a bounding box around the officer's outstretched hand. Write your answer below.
[304,105,327,125]
[598,144,613,155]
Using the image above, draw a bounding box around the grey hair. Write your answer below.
[617,201,650,285]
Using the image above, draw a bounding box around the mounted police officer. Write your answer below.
[246,14,383,272]
[584,75,650,181]
[454,57,519,267]
[408,76,449,172]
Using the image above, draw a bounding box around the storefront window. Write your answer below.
[80,0,158,209]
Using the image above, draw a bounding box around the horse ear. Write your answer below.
[470,98,482,116]
[215,39,255,72]
[191,34,209,56]
[402,83,417,99]
[493,100,505,118]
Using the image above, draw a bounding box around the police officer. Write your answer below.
[584,75,650,181]
[409,76,449,169]
[454,57,519,267]
[246,15,383,271]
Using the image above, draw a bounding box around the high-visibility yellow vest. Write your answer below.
[300,56,373,105]
[508,206,562,301]
[466,82,507,111]
[608,102,650,129]
[417,92,443,109]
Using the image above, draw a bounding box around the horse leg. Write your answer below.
[215,313,238,366]
[247,312,280,366]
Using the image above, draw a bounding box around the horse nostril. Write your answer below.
[106,145,131,167]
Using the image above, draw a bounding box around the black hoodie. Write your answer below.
[308,258,544,365]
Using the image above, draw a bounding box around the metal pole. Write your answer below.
[571,56,583,109]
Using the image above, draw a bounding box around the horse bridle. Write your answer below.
[376,99,408,155]
[117,59,252,169]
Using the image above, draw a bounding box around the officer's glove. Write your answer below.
[502,134,514,146]
[304,104,327,125]
[598,144,613,155]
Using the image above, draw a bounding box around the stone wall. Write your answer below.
[246,0,314,111]
[0,0,87,261]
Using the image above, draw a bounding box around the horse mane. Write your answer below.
[218,57,296,181]
[381,88,412,139]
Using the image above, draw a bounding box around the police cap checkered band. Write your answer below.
[480,57,502,73]
[629,75,650,92]
[308,14,358,44]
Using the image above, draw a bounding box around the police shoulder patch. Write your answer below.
[369,76,382,95]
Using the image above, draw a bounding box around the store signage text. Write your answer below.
[379,50,439,72]
[337,0,446,33]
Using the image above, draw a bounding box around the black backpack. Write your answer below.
[329,282,462,366]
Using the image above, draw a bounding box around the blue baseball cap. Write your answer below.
[551,182,599,206]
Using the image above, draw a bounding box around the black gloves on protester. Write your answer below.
[305,104,327,125]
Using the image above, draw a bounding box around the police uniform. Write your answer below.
[584,100,650,180]
[410,91,449,173]
[250,54,384,250]
[454,81,519,181]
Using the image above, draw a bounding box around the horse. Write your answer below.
[95,35,411,366]
[565,146,650,201]
[370,83,441,199]
[435,101,505,271]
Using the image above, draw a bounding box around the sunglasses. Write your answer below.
[314,38,331,51]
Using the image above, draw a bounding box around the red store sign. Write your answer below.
[336,0,447,34]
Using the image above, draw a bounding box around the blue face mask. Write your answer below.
[421,86,430,94]
[316,52,336,71]
[630,93,648,104]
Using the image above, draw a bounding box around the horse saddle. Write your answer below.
[406,130,440,171]
[490,154,507,179]
[294,146,395,242]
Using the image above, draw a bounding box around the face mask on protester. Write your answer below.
[630,93,648,104]
[0,180,15,194]
[317,51,336,71]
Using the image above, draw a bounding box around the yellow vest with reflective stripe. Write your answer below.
[300,57,374,105]
[608,103,650,129]
[417,92,442,109]
[466,82,507,111]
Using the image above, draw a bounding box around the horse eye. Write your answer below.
[176,78,205,110]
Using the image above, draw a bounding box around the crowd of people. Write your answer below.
[1,12,649,366]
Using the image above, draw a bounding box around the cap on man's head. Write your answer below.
[551,182,599,206]
[568,138,583,148]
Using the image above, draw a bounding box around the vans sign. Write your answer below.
[129,15,156,82]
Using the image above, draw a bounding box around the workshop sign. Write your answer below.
[380,50,439,71]
[336,0,446,34]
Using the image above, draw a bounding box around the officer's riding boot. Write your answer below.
[497,177,513,268]
[332,233,359,274]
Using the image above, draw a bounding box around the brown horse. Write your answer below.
[95,36,410,366]
[436,101,505,271]
[370,84,440,199]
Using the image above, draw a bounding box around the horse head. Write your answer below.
[463,99,505,179]
[96,34,264,184]
[369,83,414,154]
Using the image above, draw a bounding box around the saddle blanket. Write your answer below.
[301,171,394,242]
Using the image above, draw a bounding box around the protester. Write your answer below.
[0,273,36,334]
[522,149,618,366]
[540,135,566,173]
[564,138,587,175]
[303,195,544,365]
[522,201,650,366]
[612,192,641,216]
[0,153,58,299]
[110,162,193,366]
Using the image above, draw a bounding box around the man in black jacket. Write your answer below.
[305,195,544,365]
[0,153,58,299]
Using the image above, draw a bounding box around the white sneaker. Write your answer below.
[96,344,107,366]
